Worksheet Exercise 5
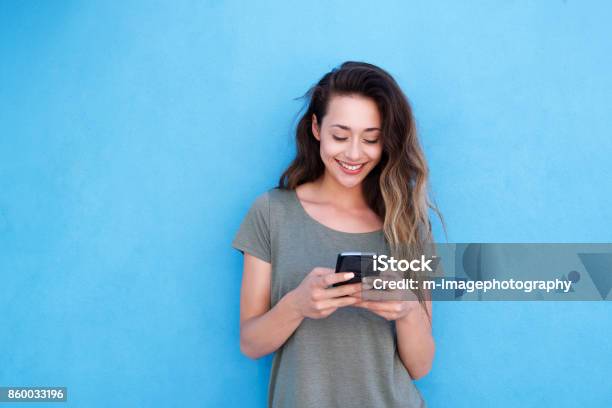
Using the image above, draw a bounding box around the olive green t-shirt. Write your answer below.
[232,188,427,408]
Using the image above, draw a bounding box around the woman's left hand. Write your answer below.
[353,297,420,321]
[352,277,422,321]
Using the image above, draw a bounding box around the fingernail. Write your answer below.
[345,272,354,279]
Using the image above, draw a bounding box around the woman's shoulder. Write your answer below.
[248,187,296,216]
[261,187,295,205]
[249,188,298,233]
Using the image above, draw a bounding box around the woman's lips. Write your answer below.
[335,159,366,175]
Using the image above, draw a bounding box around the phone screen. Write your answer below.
[332,252,376,287]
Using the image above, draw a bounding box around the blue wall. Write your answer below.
[1,1,611,406]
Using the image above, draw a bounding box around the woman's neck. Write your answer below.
[312,172,368,210]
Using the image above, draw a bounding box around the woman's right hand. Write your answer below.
[289,267,362,319]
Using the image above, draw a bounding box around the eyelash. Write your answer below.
[332,135,379,144]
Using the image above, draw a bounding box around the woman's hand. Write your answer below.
[289,267,361,319]
[353,276,421,321]
[353,298,421,321]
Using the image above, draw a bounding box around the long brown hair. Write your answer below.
[279,61,444,320]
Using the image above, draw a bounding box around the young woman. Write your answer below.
[232,61,441,408]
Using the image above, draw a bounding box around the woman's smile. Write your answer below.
[335,158,367,174]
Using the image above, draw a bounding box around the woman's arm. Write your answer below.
[394,301,435,380]
[239,253,361,359]
[239,254,303,359]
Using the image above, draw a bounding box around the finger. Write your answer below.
[361,288,392,301]
[322,282,362,299]
[393,289,418,301]
[318,295,359,309]
[357,301,403,313]
[318,272,355,287]
[353,297,391,308]
[361,276,374,288]
[317,307,338,318]
[355,302,398,320]
[312,267,335,277]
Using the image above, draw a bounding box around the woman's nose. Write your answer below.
[345,138,361,161]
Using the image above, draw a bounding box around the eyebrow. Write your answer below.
[330,124,381,132]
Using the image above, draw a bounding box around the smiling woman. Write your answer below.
[312,94,383,181]
[232,61,442,408]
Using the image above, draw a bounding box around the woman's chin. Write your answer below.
[332,172,366,189]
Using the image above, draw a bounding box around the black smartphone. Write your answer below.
[332,252,376,287]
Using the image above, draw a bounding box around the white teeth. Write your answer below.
[337,160,364,171]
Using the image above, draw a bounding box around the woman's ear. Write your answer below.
[311,114,321,141]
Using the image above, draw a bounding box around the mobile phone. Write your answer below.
[332,252,376,287]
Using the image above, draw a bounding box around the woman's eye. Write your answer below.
[364,139,379,144]
[332,135,348,141]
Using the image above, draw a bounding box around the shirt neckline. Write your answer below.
[290,189,384,236]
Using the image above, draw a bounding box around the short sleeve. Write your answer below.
[231,192,271,263]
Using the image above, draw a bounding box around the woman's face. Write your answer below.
[312,94,383,189]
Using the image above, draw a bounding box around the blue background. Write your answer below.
[1,1,611,406]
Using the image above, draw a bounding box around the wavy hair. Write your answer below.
[278,61,444,320]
